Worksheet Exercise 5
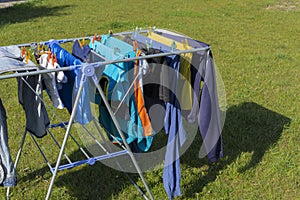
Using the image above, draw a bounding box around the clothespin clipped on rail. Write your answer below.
[47,49,52,62]
[38,43,46,55]
[133,40,138,53]
[92,34,101,45]
[52,53,57,65]
[183,38,189,49]
[21,47,26,59]
[146,40,152,51]
[79,37,85,48]
[92,33,96,45]
[133,27,139,40]
[25,50,31,64]
[148,27,152,36]
[108,29,113,37]
[171,40,176,52]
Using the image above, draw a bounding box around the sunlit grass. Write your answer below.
[0,0,300,199]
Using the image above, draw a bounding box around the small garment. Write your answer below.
[0,45,36,74]
[72,39,91,62]
[48,41,81,114]
[38,53,66,109]
[0,98,16,186]
[18,74,50,138]
[49,41,94,125]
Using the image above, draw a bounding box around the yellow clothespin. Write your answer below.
[79,37,85,48]
[25,50,31,64]
[183,38,189,49]
[148,27,152,36]
[108,29,113,37]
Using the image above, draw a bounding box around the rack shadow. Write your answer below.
[17,101,291,199]
[181,101,291,197]
[0,1,72,28]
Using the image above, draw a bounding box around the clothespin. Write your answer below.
[133,27,139,39]
[92,33,96,45]
[37,43,45,55]
[148,27,152,36]
[53,54,57,64]
[92,34,101,45]
[152,26,156,32]
[21,47,26,59]
[133,40,138,53]
[108,29,113,37]
[37,42,41,53]
[171,40,176,52]
[79,37,85,48]
[183,38,189,49]
[47,50,52,62]
[146,40,153,51]
[25,50,31,64]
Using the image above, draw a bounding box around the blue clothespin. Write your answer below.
[133,26,139,40]
[171,40,176,52]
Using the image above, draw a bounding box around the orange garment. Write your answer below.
[134,49,153,136]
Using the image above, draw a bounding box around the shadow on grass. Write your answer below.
[17,101,291,199]
[0,1,72,27]
[181,101,291,197]
[19,143,144,199]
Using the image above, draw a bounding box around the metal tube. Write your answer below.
[0,46,209,80]
[91,74,154,200]
[45,72,86,200]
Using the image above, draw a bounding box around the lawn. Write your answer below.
[0,0,300,199]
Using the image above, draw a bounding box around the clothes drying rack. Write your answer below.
[0,29,211,200]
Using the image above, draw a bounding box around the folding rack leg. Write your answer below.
[45,73,86,200]
[45,64,153,199]
[90,69,154,200]
[6,129,28,200]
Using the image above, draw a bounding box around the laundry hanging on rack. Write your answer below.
[0,98,17,187]
[90,35,154,151]
[38,52,66,109]
[156,30,223,162]
[48,40,94,125]
[147,31,193,111]
[131,32,187,199]
[0,45,36,74]
[18,73,50,138]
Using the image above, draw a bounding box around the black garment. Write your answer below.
[141,48,170,103]
[18,75,49,138]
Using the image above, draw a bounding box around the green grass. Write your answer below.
[0,0,300,199]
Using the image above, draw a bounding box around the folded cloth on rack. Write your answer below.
[90,37,154,151]
[0,98,17,187]
[157,30,223,162]
[0,45,36,74]
[132,32,187,199]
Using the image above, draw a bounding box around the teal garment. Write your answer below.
[90,37,154,151]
